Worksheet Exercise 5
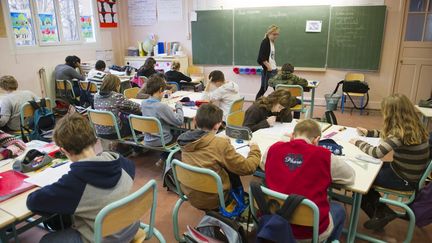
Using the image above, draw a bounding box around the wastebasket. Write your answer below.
[325,94,341,111]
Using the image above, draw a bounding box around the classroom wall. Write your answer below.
[126,0,404,110]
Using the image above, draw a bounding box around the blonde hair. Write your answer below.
[100,74,121,93]
[264,24,280,38]
[294,119,322,140]
[0,75,18,91]
[381,94,428,145]
[255,89,293,111]
[171,61,180,70]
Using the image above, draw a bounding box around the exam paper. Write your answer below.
[25,162,71,187]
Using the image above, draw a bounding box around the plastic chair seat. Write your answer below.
[131,228,147,243]
[344,92,367,97]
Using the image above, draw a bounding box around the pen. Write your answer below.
[52,161,68,168]
[236,144,250,150]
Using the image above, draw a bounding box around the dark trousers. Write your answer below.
[256,69,277,100]
[361,163,415,218]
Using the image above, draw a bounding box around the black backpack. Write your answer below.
[21,99,56,142]
[250,182,306,243]
[79,82,94,108]
[333,80,370,110]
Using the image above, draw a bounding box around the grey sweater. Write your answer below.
[54,64,85,81]
[141,97,184,146]
[0,90,38,130]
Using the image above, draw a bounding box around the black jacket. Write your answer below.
[165,70,192,84]
[257,37,271,72]
[137,67,157,77]
[243,104,293,132]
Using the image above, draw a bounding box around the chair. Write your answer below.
[249,184,320,243]
[167,82,180,92]
[79,81,98,94]
[128,115,180,168]
[324,110,338,125]
[340,73,367,115]
[368,161,432,243]
[229,97,245,114]
[123,87,140,99]
[226,111,245,127]
[276,84,310,118]
[19,98,53,140]
[56,79,77,99]
[94,179,166,243]
[171,159,230,242]
[87,109,123,141]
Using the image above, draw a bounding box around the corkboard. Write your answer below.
[0,3,7,38]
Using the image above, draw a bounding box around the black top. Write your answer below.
[137,67,157,77]
[165,70,192,84]
[257,37,271,72]
[243,104,293,132]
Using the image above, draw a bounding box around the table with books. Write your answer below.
[0,141,69,242]
[415,105,432,127]
[227,121,383,243]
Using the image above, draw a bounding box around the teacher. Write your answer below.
[256,24,280,100]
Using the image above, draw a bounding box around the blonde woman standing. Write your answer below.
[256,24,280,100]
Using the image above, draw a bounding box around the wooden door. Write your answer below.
[394,0,432,103]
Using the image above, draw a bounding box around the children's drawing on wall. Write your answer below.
[97,0,118,28]
[38,14,58,42]
[10,12,33,45]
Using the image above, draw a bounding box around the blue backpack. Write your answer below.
[250,182,306,243]
[21,99,56,142]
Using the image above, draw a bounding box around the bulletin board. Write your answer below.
[0,3,7,37]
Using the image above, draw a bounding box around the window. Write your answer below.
[405,0,432,41]
[7,0,96,46]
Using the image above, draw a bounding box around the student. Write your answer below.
[268,63,309,118]
[165,61,192,85]
[177,104,261,210]
[265,119,355,242]
[243,89,295,132]
[349,94,430,230]
[93,74,141,138]
[87,60,107,88]
[27,113,138,243]
[0,75,38,131]
[141,75,184,147]
[0,130,26,160]
[55,55,84,96]
[137,57,157,77]
[202,70,241,120]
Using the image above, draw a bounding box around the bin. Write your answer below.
[325,94,341,111]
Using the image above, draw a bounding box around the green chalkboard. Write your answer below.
[234,6,330,68]
[327,6,386,70]
[191,10,233,65]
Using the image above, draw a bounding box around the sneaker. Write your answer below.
[363,213,398,230]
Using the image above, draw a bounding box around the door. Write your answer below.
[394,0,432,103]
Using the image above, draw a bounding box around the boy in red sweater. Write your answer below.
[264,119,355,242]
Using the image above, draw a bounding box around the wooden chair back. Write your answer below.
[88,110,116,126]
[123,87,140,99]
[226,111,245,127]
[174,164,219,194]
[129,116,161,134]
[345,73,365,82]
[229,97,244,113]
[79,81,98,93]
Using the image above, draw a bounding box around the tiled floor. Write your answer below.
[13,106,432,242]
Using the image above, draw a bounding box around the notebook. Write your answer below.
[0,170,36,202]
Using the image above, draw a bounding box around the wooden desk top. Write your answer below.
[0,210,15,228]
[415,105,432,118]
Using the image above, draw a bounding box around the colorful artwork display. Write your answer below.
[80,16,93,38]
[10,12,32,43]
[97,0,118,28]
[38,13,58,42]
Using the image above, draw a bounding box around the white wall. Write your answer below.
[126,0,404,109]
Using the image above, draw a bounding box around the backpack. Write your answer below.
[250,182,306,243]
[21,99,56,142]
[79,82,94,108]
[184,211,247,243]
[410,182,432,227]
[318,139,344,155]
[332,80,370,110]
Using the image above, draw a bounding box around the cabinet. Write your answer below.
[124,56,189,74]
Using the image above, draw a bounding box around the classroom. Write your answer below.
[0,0,431,242]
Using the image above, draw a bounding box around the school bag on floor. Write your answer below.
[410,181,432,227]
[250,182,306,243]
[184,211,247,243]
[21,99,56,142]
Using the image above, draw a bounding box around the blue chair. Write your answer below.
[167,81,180,91]
[94,179,166,243]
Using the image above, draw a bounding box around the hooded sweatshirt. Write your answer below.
[202,81,241,120]
[26,152,138,243]
[177,130,261,210]
[93,91,141,135]
[141,97,184,146]
[268,71,309,90]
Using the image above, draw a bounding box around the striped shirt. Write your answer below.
[355,129,430,183]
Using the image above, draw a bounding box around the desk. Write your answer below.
[415,105,432,127]
[306,80,320,118]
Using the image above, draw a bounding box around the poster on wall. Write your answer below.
[157,0,183,21]
[97,0,118,28]
[80,16,93,38]
[129,0,157,26]
[10,12,32,42]
[38,14,57,42]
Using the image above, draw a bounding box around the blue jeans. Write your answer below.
[40,228,83,243]
[327,202,346,241]
[256,69,277,100]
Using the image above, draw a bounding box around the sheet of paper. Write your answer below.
[332,127,380,146]
[237,146,251,158]
[157,0,183,21]
[129,0,157,26]
[25,162,71,187]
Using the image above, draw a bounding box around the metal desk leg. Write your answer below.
[347,192,362,243]
[310,87,316,118]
